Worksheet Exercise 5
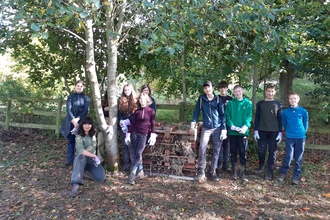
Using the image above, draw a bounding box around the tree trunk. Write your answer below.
[104,1,126,169]
[279,60,295,108]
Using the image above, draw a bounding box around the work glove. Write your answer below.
[119,119,131,133]
[190,122,196,130]
[148,133,157,146]
[93,156,101,167]
[120,119,131,127]
[106,125,113,136]
[238,125,248,134]
[254,130,260,141]
[125,133,131,145]
[276,132,282,144]
[220,129,227,141]
[231,125,240,131]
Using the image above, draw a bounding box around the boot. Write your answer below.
[241,166,248,182]
[209,171,219,181]
[136,169,145,179]
[71,184,79,197]
[194,169,206,181]
[129,166,138,185]
[265,171,273,181]
[254,165,264,174]
[222,161,231,172]
[232,163,238,180]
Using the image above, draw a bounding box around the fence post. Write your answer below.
[5,98,11,130]
[55,98,63,138]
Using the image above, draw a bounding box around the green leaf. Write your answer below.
[31,23,40,32]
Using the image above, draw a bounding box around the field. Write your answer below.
[1,128,329,220]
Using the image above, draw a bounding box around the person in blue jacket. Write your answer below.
[190,81,227,182]
[278,92,308,185]
[60,80,90,167]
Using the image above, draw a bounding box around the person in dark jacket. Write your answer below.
[254,83,282,180]
[60,80,90,167]
[125,93,156,185]
[217,81,233,172]
[118,83,137,171]
[190,81,227,182]
[140,85,156,114]
[278,93,308,185]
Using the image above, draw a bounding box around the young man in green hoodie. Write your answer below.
[225,85,252,182]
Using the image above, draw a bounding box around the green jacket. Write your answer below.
[75,135,97,155]
[225,97,252,136]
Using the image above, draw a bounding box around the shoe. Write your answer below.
[265,171,273,181]
[278,173,285,182]
[292,178,299,185]
[254,166,264,175]
[232,164,238,180]
[71,184,79,197]
[64,161,73,167]
[209,172,219,181]
[194,170,206,181]
[129,172,135,185]
[136,170,145,179]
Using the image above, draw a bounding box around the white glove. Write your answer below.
[148,133,157,146]
[190,122,196,130]
[220,129,227,141]
[276,132,282,144]
[106,125,113,136]
[231,125,239,131]
[238,125,248,134]
[125,133,131,145]
[254,130,260,141]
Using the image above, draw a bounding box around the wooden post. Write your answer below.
[179,102,184,122]
[55,98,63,138]
[5,98,11,130]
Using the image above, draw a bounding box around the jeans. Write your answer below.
[257,131,278,171]
[229,135,248,166]
[129,132,148,168]
[279,138,305,180]
[71,154,106,185]
[198,127,222,172]
[66,130,76,163]
[119,129,131,169]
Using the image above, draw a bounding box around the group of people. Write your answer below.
[191,80,308,186]
[60,79,309,197]
[60,80,156,197]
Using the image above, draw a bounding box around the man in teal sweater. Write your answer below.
[225,85,252,181]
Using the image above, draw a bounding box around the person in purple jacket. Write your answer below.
[278,93,308,185]
[254,83,282,180]
[125,93,156,185]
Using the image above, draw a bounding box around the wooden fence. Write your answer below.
[0,96,195,137]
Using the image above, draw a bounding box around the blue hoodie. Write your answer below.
[282,106,308,138]
[192,94,226,130]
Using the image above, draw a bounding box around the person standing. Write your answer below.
[70,116,106,197]
[140,85,156,113]
[225,85,252,182]
[190,81,227,182]
[125,93,156,185]
[217,81,233,172]
[254,83,283,180]
[278,93,308,185]
[60,80,90,167]
[118,83,137,171]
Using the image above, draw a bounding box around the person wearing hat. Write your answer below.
[190,80,227,181]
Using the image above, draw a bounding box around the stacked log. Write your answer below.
[142,123,198,176]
